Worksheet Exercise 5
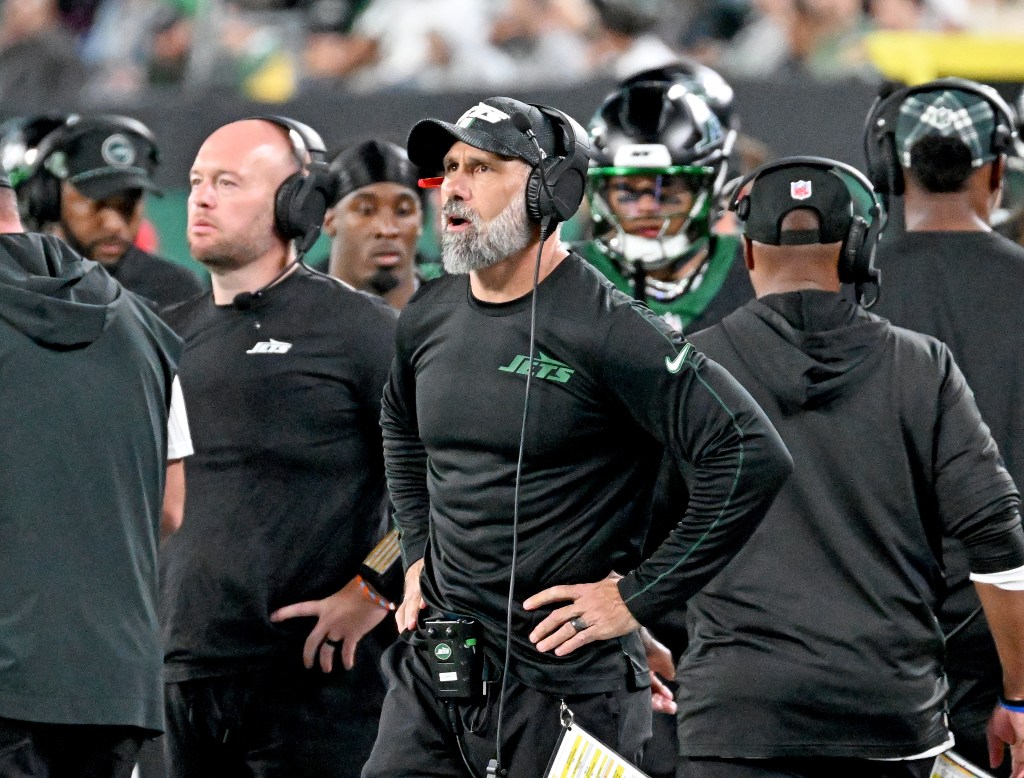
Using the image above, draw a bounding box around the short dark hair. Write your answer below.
[908,135,974,193]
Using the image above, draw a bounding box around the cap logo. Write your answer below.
[457,103,511,128]
[919,104,971,132]
[101,134,136,167]
[790,180,812,200]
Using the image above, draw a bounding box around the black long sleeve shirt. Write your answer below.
[381,253,792,694]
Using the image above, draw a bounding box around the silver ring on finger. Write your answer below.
[569,616,588,632]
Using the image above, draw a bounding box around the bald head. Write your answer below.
[187,120,302,273]
[199,119,301,188]
[746,208,843,297]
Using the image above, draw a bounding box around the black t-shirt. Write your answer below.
[382,252,792,695]
[160,266,397,680]
[873,231,1024,692]
[0,235,180,730]
[108,246,204,312]
[682,292,1022,758]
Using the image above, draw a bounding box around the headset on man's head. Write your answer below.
[862,77,1019,198]
[729,155,886,301]
[248,115,339,255]
[517,104,591,231]
[21,114,159,228]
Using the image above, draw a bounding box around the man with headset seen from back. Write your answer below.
[325,139,429,311]
[362,96,793,778]
[864,77,1024,773]
[676,156,1024,777]
[581,61,753,336]
[19,114,203,310]
[159,117,398,775]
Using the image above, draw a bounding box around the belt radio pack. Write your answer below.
[424,617,483,698]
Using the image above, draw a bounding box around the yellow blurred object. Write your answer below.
[245,50,297,103]
[865,32,1024,84]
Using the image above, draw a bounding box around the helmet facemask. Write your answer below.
[588,164,717,276]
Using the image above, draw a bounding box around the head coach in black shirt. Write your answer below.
[18,114,203,310]
[679,156,1024,777]
[159,117,398,776]
[865,78,1024,772]
[363,96,793,778]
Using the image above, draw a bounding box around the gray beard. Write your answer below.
[440,191,533,275]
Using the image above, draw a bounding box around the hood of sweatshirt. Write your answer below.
[0,233,123,348]
[718,290,889,411]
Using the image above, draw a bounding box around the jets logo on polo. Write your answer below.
[457,103,511,128]
[498,352,575,384]
[246,339,292,355]
[790,180,812,200]
[101,134,136,167]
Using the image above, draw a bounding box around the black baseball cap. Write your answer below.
[741,163,860,245]
[406,97,557,173]
[50,119,161,200]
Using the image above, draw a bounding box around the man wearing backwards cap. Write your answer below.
[362,96,791,777]
[325,139,427,310]
[24,114,202,310]
[869,79,1024,774]
[676,157,1024,778]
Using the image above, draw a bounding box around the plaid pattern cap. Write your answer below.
[895,89,997,169]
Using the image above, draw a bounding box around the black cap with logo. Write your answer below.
[45,116,161,200]
[741,164,859,245]
[406,97,558,174]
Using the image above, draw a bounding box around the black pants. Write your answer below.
[164,664,384,778]
[677,755,935,778]
[0,717,144,778]
[361,641,652,778]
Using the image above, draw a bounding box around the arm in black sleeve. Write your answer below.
[601,307,793,624]
[380,325,430,571]
[932,345,1024,574]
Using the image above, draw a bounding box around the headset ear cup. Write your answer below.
[839,216,868,283]
[525,167,545,224]
[274,172,305,240]
[23,170,61,228]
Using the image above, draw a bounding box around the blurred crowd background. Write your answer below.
[2,0,1022,107]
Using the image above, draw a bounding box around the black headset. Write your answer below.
[248,115,339,255]
[21,114,159,227]
[729,155,886,298]
[862,77,1019,197]
[518,104,591,230]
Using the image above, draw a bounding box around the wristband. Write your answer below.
[999,695,1024,713]
[356,574,396,612]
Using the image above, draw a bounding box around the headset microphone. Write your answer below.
[231,256,304,310]
[510,113,546,160]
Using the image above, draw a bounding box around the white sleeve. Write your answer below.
[970,563,1024,590]
[167,375,194,461]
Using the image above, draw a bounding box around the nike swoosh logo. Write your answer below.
[665,343,693,374]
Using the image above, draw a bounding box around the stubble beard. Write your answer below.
[189,210,277,274]
[440,190,533,275]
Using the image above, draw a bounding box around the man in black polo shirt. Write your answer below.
[160,117,397,776]
[679,157,1024,777]
[19,114,202,310]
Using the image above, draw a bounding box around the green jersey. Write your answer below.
[579,234,751,334]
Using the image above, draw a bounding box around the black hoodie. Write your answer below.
[680,290,1022,758]
[0,234,181,730]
